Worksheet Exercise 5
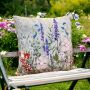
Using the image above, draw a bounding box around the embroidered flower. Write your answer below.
[19,51,32,73]
[45,39,49,56]
[40,23,44,41]
[53,19,59,41]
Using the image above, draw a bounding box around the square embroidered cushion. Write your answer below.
[14,16,73,75]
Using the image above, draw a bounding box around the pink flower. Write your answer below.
[82,37,90,43]
[0,22,7,29]
[79,45,87,51]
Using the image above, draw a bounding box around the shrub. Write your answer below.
[72,20,85,47]
[0,30,18,51]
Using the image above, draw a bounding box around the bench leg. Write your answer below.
[1,77,5,90]
[69,52,90,90]
[69,80,78,90]
[25,87,30,90]
[87,78,90,83]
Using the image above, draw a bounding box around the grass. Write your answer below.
[0,80,90,90]
[30,80,90,90]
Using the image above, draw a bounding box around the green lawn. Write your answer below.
[0,80,90,90]
[30,80,90,90]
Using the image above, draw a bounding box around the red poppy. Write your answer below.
[24,53,30,59]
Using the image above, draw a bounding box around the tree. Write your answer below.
[0,0,24,16]
[83,3,90,18]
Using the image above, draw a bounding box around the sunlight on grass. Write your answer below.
[30,80,90,90]
[80,16,90,36]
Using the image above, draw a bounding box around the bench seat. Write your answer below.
[8,68,90,88]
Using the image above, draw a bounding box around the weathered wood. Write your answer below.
[8,68,90,87]
[0,51,18,57]
[73,48,90,53]
[0,48,90,57]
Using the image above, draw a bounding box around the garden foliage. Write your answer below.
[0,0,90,70]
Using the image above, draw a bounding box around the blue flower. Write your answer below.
[75,22,81,27]
[73,14,79,20]
[63,22,66,25]
[34,24,41,32]
[61,23,68,36]
[61,26,64,30]
[34,23,44,41]
[33,32,37,39]
[43,45,45,52]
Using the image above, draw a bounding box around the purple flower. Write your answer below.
[0,20,16,33]
[82,37,90,43]
[40,23,44,41]
[75,22,81,27]
[53,19,59,41]
[43,45,45,52]
[45,39,49,56]
[9,21,15,27]
[0,22,7,29]
[79,45,86,51]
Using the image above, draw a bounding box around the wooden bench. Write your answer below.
[0,49,90,90]
[0,16,90,90]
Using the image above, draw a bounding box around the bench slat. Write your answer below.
[1,48,90,57]
[73,48,90,53]
[9,68,89,80]
[0,51,18,57]
[9,68,90,87]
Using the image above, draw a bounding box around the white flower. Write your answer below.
[0,17,2,20]
[0,51,7,55]
[37,12,46,18]
[82,34,87,38]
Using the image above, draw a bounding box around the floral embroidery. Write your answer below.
[19,51,32,73]
[40,23,44,41]
[14,16,73,75]
[45,39,49,56]
[53,19,59,41]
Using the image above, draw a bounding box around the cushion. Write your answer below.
[14,16,73,75]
